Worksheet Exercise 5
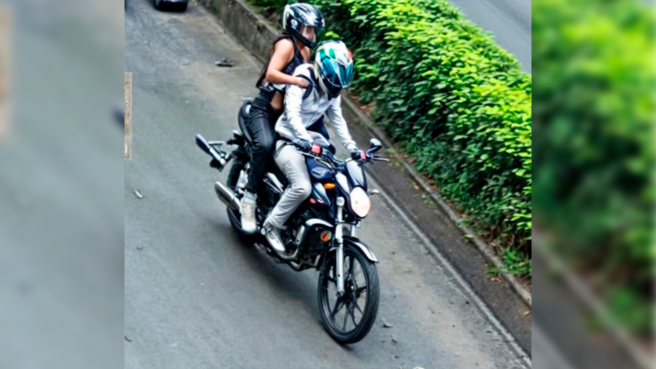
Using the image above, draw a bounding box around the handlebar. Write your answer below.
[292,141,388,168]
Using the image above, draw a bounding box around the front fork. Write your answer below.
[334,198,362,297]
[335,197,346,297]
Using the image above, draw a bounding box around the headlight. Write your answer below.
[350,187,371,218]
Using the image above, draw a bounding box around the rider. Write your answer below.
[241,3,325,233]
[262,40,363,253]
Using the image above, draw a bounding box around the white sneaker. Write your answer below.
[240,191,257,234]
[262,222,286,254]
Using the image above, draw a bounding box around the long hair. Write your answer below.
[255,31,297,88]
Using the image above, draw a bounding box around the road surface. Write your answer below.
[448,0,531,72]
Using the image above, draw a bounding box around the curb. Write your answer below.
[533,234,652,369]
[197,0,531,308]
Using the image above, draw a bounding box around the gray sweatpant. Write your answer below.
[265,142,312,229]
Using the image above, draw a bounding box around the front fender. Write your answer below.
[342,236,378,263]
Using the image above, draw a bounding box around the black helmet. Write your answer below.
[282,3,325,48]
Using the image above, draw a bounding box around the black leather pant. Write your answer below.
[245,90,281,193]
[245,89,330,193]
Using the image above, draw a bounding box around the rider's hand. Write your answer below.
[295,77,310,88]
[351,148,366,161]
[293,139,313,153]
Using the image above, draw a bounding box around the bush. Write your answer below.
[309,0,532,254]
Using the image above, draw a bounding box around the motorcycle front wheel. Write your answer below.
[318,245,380,344]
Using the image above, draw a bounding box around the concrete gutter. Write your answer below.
[195,0,532,308]
[534,234,653,369]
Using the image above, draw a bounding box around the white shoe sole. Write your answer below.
[241,218,257,234]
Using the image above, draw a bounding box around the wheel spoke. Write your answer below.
[348,255,355,276]
[349,304,358,327]
[330,298,344,319]
[354,300,364,315]
[342,306,349,331]
[356,286,367,298]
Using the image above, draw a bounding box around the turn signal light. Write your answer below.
[324,183,336,190]
[320,231,333,242]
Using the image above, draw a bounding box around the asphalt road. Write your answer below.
[124,1,530,368]
[448,0,531,72]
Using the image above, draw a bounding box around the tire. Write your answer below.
[174,2,188,12]
[318,245,380,344]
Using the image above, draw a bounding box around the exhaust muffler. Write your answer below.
[214,181,240,210]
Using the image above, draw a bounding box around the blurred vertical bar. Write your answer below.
[0,4,9,141]
[125,72,131,160]
[0,0,123,368]
[532,0,656,368]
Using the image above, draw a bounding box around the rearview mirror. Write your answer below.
[368,138,383,154]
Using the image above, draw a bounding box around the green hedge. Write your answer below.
[309,0,532,255]
[533,0,655,333]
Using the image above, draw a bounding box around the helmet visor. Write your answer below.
[299,25,316,44]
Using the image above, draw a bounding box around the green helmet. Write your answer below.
[314,40,354,99]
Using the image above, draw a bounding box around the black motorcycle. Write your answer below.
[195,100,387,344]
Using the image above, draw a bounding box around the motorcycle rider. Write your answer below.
[240,3,325,233]
[262,40,363,253]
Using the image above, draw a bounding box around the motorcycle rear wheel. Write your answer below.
[225,159,256,241]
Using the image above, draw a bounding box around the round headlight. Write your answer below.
[350,187,371,218]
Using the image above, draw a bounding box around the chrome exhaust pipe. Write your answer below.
[214,181,240,210]
[274,246,302,261]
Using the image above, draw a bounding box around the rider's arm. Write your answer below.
[326,96,357,151]
[266,40,307,87]
[285,82,314,142]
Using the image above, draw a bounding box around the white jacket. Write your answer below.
[275,64,357,151]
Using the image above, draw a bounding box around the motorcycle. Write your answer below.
[195,100,388,344]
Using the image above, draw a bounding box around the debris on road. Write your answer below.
[215,58,234,67]
[381,318,393,328]
[134,189,143,199]
[391,336,398,345]
[125,335,132,343]
[137,245,144,251]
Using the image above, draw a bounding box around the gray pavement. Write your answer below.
[448,0,531,72]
